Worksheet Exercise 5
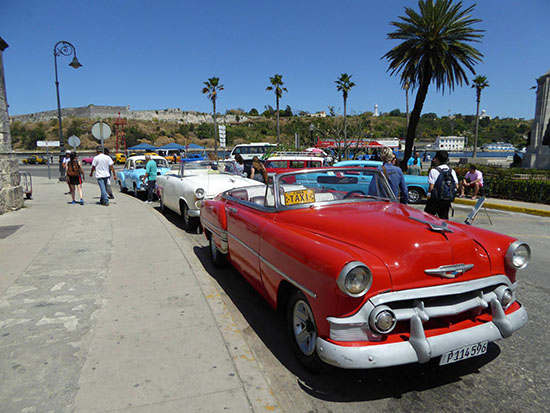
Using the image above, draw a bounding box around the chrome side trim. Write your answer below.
[317,304,528,369]
[226,232,317,299]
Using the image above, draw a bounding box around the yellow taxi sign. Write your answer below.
[284,189,315,205]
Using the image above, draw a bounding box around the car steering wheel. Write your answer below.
[343,190,365,199]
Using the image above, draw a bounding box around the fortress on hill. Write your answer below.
[9,104,248,124]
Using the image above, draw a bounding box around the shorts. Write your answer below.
[68,175,82,185]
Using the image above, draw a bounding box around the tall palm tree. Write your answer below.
[383,0,484,168]
[472,75,489,158]
[335,73,356,159]
[202,77,224,156]
[266,74,287,145]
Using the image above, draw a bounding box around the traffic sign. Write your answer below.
[37,141,60,147]
[91,122,112,141]
[68,135,81,148]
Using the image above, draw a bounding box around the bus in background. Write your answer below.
[229,142,277,160]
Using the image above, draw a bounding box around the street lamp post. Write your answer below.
[54,41,82,181]
[309,123,315,147]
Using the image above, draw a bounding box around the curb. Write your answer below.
[453,198,550,217]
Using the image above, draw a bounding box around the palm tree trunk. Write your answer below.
[403,70,431,171]
[213,98,217,157]
[276,96,280,145]
[473,93,480,158]
[343,97,347,159]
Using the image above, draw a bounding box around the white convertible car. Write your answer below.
[156,160,261,231]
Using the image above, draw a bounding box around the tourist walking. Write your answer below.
[407,159,421,175]
[378,147,408,204]
[424,150,458,219]
[66,152,85,205]
[103,148,115,199]
[90,146,116,206]
[62,150,71,194]
[143,154,157,203]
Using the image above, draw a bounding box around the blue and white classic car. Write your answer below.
[117,155,171,197]
[334,160,429,204]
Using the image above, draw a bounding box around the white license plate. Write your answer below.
[439,341,488,366]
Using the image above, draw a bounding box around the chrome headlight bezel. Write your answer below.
[194,187,205,199]
[505,241,530,270]
[337,261,373,298]
[369,305,397,334]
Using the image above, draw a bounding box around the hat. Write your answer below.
[96,146,103,152]
[66,150,71,154]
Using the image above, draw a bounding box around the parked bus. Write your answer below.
[229,143,277,160]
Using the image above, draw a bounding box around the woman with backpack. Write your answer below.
[66,152,85,205]
[424,150,458,219]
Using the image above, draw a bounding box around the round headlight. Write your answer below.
[337,261,373,297]
[505,241,530,270]
[369,305,397,334]
[195,188,205,199]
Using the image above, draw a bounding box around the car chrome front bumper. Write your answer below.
[316,303,527,369]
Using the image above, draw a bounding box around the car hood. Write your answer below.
[275,201,493,291]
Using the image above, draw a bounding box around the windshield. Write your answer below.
[271,167,396,208]
[180,160,243,176]
[135,158,169,168]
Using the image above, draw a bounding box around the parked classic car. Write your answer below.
[117,155,171,197]
[22,155,47,164]
[156,160,260,231]
[200,167,529,371]
[334,160,429,204]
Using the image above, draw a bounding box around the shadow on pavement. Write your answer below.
[192,244,501,402]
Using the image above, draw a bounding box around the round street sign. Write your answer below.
[91,122,112,141]
[67,135,81,148]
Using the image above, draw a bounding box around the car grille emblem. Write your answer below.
[425,264,474,279]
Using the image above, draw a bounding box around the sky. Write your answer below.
[2,0,549,120]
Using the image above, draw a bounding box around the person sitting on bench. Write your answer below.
[459,164,484,200]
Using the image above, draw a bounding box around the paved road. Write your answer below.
[156,197,550,413]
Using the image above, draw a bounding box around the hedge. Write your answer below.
[454,166,550,204]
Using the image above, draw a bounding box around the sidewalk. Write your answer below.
[0,177,279,412]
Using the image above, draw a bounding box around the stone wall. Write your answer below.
[523,69,550,170]
[10,105,250,125]
[0,38,24,215]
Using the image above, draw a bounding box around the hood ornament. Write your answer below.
[425,263,474,279]
[409,216,453,233]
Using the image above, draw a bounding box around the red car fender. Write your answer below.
[452,221,519,281]
[259,221,392,338]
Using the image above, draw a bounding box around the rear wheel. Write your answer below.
[208,232,227,267]
[408,188,422,204]
[287,290,323,373]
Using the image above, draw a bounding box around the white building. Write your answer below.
[435,136,466,151]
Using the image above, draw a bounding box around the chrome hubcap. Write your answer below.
[293,300,316,356]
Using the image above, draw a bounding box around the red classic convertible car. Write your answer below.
[200,167,530,371]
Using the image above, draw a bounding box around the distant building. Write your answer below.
[309,111,326,118]
[373,104,380,117]
[435,136,465,151]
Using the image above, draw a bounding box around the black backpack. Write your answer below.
[431,166,456,202]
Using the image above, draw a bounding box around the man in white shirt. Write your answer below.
[424,150,458,219]
[90,146,116,206]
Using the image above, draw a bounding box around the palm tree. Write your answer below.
[266,74,287,145]
[383,0,484,168]
[202,77,224,156]
[335,73,356,159]
[472,75,489,158]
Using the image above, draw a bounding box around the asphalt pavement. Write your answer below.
[1,173,549,412]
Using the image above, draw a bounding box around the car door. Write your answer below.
[225,197,270,292]
[163,173,183,211]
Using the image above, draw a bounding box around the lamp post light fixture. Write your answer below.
[54,41,82,181]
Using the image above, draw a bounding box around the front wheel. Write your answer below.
[181,202,198,231]
[287,290,323,373]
